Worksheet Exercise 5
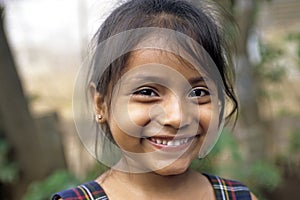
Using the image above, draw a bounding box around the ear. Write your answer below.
[89,83,108,123]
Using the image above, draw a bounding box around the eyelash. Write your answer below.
[132,87,210,100]
[188,87,210,98]
[133,88,158,97]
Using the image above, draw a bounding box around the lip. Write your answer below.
[144,135,199,152]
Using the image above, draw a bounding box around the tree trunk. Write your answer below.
[234,0,268,163]
[0,6,48,199]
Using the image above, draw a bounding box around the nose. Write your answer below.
[158,94,190,129]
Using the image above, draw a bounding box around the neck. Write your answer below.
[97,163,212,199]
[107,167,194,195]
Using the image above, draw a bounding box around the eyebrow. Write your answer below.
[126,75,208,85]
[127,75,162,82]
[188,76,208,85]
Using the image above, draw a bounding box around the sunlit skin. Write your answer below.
[97,49,219,172]
[115,51,219,173]
[92,49,221,199]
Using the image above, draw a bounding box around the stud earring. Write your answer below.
[96,114,103,121]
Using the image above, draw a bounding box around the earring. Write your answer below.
[96,114,103,121]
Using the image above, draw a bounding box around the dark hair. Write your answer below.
[90,0,238,143]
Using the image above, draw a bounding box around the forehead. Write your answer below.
[124,49,202,79]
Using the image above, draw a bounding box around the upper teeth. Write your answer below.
[150,137,190,146]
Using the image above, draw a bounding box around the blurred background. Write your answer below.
[0,0,299,199]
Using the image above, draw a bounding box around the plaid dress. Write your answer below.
[203,173,252,200]
[51,181,108,200]
[52,174,251,200]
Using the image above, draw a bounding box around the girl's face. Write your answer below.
[96,49,219,175]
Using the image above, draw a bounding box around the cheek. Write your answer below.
[109,97,150,139]
[196,104,216,133]
[107,102,151,148]
[108,118,141,152]
[127,103,151,127]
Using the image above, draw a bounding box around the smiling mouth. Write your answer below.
[146,135,197,148]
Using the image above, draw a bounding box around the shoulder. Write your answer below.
[251,193,258,200]
[51,181,108,200]
[203,173,254,200]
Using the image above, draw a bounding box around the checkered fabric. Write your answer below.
[51,181,108,200]
[203,173,252,200]
[52,173,251,200]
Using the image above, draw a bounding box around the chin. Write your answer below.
[154,162,190,176]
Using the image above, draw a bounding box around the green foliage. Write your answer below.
[289,129,300,153]
[287,32,300,67]
[255,42,286,84]
[191,129,242,173]
[251,40,288,109]
[248,160,281,190]
[22,170,80,200]
[84,162,109,181]
[22,162,108,200]
[0,138,18,183]
[191,129,281,200]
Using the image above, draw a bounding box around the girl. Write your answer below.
[53,0,257,199]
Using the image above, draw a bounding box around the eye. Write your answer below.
[188,87,211,104]
[133,88,158,97]
[188,87,210,98]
